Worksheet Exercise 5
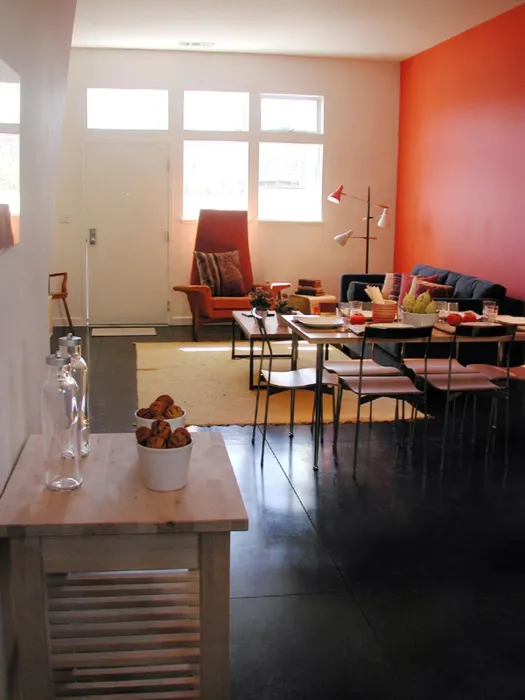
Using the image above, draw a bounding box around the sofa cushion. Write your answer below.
[347,281,381,302]
[411,264,450,285]
[470,278,506,300]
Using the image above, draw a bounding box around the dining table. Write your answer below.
[281,314,525,470]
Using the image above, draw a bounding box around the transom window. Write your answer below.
[261,94,323,134]
[183,91,249,131]
[86,88,169,130]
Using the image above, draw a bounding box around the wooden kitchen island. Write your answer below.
[0,432,248,700]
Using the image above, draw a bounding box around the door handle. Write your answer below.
[89,228,97,245]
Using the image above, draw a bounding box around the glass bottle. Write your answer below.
[58,333,90,456]
[41,352,82,491]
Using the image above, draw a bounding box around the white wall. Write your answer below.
[53,48,400,325]
[0,0,76,695]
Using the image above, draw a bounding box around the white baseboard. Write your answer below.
[170,315,193,326]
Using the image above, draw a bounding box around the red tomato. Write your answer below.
[446,313,463,326]
[462,311,477,322]
[350,313,366,325]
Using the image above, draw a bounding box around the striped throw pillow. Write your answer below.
[194,250,245,296]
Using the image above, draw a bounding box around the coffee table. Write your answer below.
[232,310,294,389]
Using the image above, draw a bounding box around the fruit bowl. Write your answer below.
[399,311,439,328]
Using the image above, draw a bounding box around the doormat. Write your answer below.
[92,327,157,337]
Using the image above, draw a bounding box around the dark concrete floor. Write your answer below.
[52,325,525,699]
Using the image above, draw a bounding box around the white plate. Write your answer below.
[369,322,415,329]
[296,315,344,330]
[496,315,525,325]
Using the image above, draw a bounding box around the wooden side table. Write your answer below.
[287,293,338,315]
[0,433,248,700]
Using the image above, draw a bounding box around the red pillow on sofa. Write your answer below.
[415,280,454,299]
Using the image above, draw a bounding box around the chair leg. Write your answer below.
[192,313,201,342]
[440,392,452,472]
[260,388,271,467]
[289,389,296,438]
[252,377,263,445]
[353,396,362,477]
[333,384,344,456]
[505,390,511,466]
[62,298,74,333]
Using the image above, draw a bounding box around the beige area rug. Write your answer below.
[135,341,409,427]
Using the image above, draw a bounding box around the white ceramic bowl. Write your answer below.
[400,311,439,328]
[137,440,193,491]
[135,409,186,430]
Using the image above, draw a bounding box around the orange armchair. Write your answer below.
[174,210,273,340]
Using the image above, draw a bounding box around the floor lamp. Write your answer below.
[328,185,389,273]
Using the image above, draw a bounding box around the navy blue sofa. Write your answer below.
[340,264,524,365]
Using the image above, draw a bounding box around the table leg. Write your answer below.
[313,343,324,470]
[10,538,53,700]
[200,532,230,700]
[231,317,236,359]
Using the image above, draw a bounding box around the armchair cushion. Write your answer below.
[194,250,245,297]
[211,296,253,311]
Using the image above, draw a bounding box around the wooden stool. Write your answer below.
[287,293,338,315]
[0,433,248,700]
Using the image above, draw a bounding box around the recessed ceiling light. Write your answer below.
[178,41,215,48]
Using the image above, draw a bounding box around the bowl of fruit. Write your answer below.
[399,291,439,327]
[135,394,186,430]
[136,421,193,491]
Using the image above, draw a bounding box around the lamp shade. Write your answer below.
[377,206,390,229]
[334,230,353,246]
[327,185,345,203]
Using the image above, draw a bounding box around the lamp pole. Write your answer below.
[365,185,371,274]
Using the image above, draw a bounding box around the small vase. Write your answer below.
[255,308,268,320]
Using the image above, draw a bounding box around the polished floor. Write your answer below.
[53,325,525,699]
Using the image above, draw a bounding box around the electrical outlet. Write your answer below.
[59,214,71,224]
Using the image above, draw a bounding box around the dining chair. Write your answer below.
[333,325,433,475]
[49,272,74,333]
[418,324,516,467]
[251,311,338,467]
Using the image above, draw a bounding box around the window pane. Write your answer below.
[258,143,323,222]
[0,82,20,124]
[183,141,248,220]
[87,89,169,130]
[261,95,323,133]
[0,133,20,215]
[184,91,249,131]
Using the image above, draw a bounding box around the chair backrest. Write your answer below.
[49,272,68,296]
[190,210,254,291]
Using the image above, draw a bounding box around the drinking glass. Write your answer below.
[348,300,363,312]
[483,300,499,324]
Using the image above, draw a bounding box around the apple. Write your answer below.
[446,312,463,326]
[350,313,366,325]
[462,311,477,322]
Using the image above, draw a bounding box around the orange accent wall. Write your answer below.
[395,4,525,299]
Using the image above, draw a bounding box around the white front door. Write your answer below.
[85,141,169,325]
